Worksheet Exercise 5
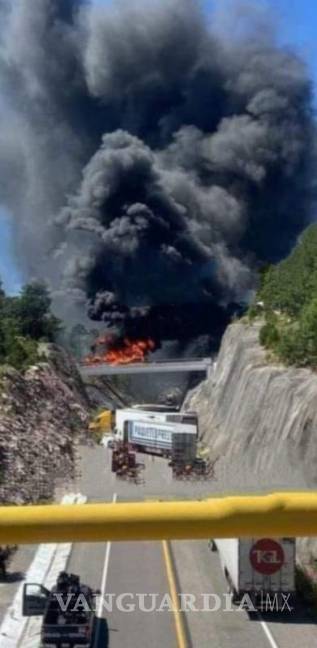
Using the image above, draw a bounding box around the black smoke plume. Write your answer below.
[0,0,314,347]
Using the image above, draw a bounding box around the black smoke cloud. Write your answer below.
[0,0,314,344]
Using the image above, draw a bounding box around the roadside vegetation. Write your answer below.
[249,224,317,368]
[0,281,61,370]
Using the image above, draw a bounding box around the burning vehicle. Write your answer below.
[84,335,156,366]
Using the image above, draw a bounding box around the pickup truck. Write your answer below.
[22,572,99,647]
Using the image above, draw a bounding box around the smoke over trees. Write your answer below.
[0,0,314,345]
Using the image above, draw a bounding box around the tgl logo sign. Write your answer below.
[250,539,285,575]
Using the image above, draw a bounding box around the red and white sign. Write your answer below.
[250,539,284,575]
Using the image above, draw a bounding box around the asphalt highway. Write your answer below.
[0,445,316,647]
[67,446,317,648]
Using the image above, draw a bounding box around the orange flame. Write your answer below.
[84,337,155,366]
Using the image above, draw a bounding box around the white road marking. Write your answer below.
[22,492,87,648]
[94,492,117,647]
[22,543,72,648]
[257,613,280,648]
[0,493,86,648]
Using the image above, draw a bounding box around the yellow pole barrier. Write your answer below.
[0,493,317,544]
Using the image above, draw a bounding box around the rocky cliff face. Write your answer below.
[185,321,317,563]
[0,345,90,504]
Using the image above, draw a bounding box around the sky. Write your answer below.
[1,0,317,294]
[0,211,24,294]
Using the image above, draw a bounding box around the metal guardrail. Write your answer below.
[0,493,316,544]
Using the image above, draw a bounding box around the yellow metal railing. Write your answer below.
[0,493,317,544]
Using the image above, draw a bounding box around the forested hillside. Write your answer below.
[0,282,90,503]
[0,282,61,369]
[250,224,317,367]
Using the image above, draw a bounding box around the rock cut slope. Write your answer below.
[0,345,90,504]
[186,321,317,490]
[185,321,317,561]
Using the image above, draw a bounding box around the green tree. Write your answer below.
[260,320,280,349]
[252,224,317,367]
[4,328,39,370]
[277,325,305,366]
[0,280,61,370]
[259,225,317,317]
[14,282,61,341]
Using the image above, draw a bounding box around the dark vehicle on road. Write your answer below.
[0,545,18,580]
[22,571,99,647]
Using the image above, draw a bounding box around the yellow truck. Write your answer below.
[89,410,114,435]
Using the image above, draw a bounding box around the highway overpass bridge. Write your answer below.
[79,358,214,378]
